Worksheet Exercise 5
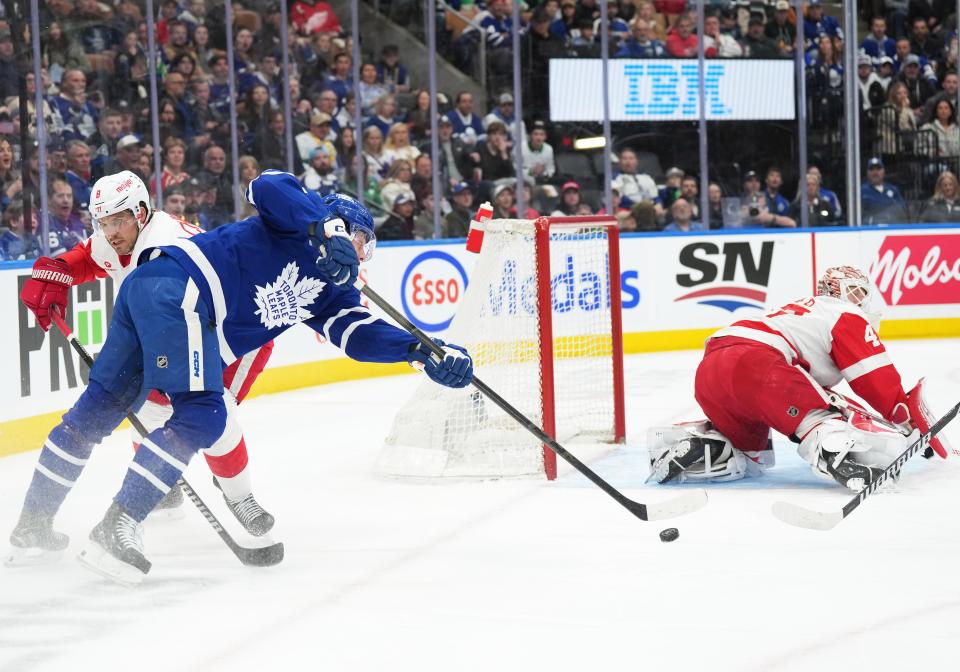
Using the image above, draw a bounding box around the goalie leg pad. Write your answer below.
[796,410,911,490]
[648,423,761,484]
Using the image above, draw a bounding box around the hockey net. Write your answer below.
[377,216,626,480]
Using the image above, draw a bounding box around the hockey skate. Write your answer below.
[649,435,729,484]
[214,476,275,537]
[819,450,890,492]
[4,508,69,567]
[78,502,151,586]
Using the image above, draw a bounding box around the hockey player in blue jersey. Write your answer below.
[8,170,473,584]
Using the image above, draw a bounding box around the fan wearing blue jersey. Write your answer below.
[8,171,474,585]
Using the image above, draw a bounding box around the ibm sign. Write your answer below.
[549,59,796,122]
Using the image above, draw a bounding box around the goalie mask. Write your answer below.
[89,170,152,231]
[817,265,882,329]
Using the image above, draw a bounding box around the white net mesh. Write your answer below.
[376,218,619,479]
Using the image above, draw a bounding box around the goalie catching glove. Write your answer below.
[21,256,73,332]
[407,338,474,388]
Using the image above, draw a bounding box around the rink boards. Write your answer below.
[1,224,958,456]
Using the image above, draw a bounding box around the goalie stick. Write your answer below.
[50,308,284,567]
[772,401,960,531]
[357,281,708,522]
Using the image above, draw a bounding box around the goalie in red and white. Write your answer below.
[18,170,276,539]
[649,266,950,492]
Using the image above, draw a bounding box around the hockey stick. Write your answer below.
[357,281,707,522]
[50,307,284,567]
[772,401,960,531]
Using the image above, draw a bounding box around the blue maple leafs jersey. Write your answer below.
[147,170,417,365]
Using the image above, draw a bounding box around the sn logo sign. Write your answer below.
[677,241,774,287]
[674,241,775,313]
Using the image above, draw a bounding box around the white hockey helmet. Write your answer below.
[89,170,152,230]
[817,265,872,307]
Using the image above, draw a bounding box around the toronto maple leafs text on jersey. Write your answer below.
[254,262,326,329]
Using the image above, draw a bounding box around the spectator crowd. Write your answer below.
[4,0,960,260]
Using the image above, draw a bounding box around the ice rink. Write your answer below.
[1,338,959,672]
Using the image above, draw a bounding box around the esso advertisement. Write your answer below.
[401,250,469,331]
[870,234,960,306]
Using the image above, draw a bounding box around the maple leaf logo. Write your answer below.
[254,262,325,329]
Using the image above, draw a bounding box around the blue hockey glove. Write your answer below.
[407,339,474,388]
[312,219,359,286]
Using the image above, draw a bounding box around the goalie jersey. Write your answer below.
[148,170,417,365]
[709,295,908,422]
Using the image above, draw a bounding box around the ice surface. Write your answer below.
[1,339,959,671]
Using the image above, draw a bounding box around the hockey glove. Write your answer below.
[408,339,474,388]
[312,218,359,286]
[21,256,73,332]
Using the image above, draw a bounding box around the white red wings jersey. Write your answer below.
[56,211,275,400]
[710,295,908,421]
[59,211,203,286]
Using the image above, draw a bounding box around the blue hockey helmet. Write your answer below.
[323,193,376,261]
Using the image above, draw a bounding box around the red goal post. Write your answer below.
[535,216,626,479]
[378,214,626,481]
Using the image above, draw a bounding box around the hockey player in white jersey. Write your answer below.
[649,266,947,491]
[8,171,276,566]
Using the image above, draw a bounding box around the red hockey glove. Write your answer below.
[20,256,73,332]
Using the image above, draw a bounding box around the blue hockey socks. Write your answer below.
[115,391,226,521]
[24,380,131,517]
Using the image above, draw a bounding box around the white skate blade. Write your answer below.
[4,545,65,568]
[77,541,146,587]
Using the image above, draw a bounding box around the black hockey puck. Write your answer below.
[659,527,679,543]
